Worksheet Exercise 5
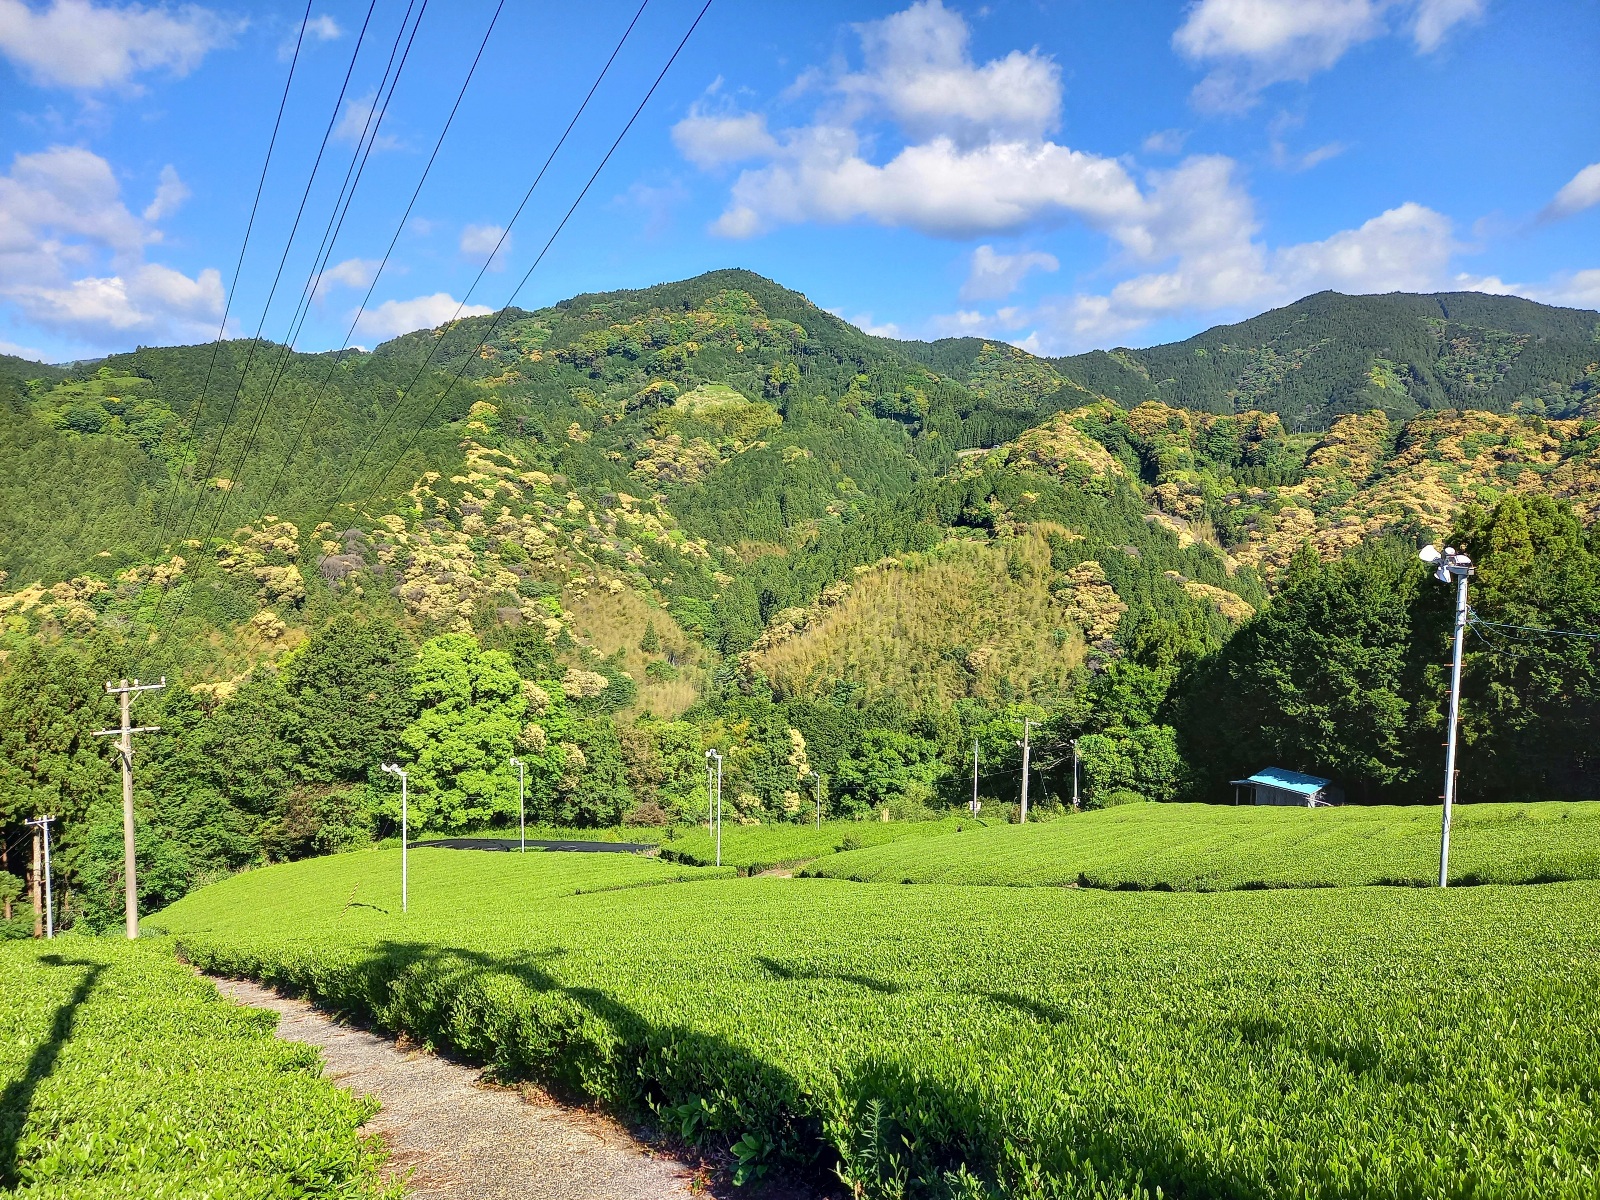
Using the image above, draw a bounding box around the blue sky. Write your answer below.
[1,0,1596,363]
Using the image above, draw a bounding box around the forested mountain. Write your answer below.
[1050,290,1600,429]
[4,270,1600,931]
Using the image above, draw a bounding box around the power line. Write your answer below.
[354,0,714,517]
[146,0,315,559]
[247,0,529,530]
[304,0,660,540]
[1469,614,1600,643]
[173,1,423,557]
[189,0,430,559]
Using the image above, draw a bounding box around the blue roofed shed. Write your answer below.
[1229,767,1343,808]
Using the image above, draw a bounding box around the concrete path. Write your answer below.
[212,977,700,1200]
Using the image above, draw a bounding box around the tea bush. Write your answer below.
[157,843,1600,1199]
[0,938,393,1198]
[803,801,1600,890]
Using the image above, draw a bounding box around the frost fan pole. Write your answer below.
[94,677,165,939]
[706,749,723,868]
[1420,544,1474,889]
[1017,718,1032,824]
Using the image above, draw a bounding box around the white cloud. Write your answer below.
[1544,162,1600,221]
[1142,128,1188,155]
[303,13,340,40]
[671,109,779,168]
[678,0,1132,242]
[459,223,510,271]
[1532,269,1600,309]
[312,256,379,300]
[0,145,222,347]
[1411,0,1486,51]
[334,90,399,150]
[141,163,188,221]
[711,130,1145,240]
[354,293,492,341]
[961,245,1058,301]
[0,337,49,360]
[847,312,902,338]
[0,0,236,89]
[839,0,1061,145]
[1174,0,1484,111]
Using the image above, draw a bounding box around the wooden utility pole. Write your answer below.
[24,815,54,939]
[1017,718,1032,824]
[94,677,165,939]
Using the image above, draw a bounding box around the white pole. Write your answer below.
[382,763,409,913]
[510,755,525,852]
[707,760,714,833]
[1440,568,1469,888]
[716,754,723,868]
[972,738,979,816]
[1018,718,1032,824]
[706,749,723,866]
[1072,739,1080,812]
[814,771,821,830]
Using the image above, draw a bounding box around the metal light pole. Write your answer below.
[971,737,980,817]
[1072,739,1080,812]
[1016,717,1032,823]
[811,770,823,829]
[24,816,54,939]
[1420,544,1474,888]
[705,749,723,867]
[382,763,409,912]
[509,754,526,852]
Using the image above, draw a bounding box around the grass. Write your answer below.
[155,839,1600,1199]
[801,801,1600,890]
[657,815,980,873]
[0,937,393,1199]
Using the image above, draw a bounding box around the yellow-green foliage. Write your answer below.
[749,530,1086,705]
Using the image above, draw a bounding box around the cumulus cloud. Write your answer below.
[0,145,222,348]
[677,0,1136,242]
[961,245,1058,301]
[141,163,188,221]
[671,109,779,168]
[354,293,492,341]
[844,312,902,338]
[0,0,236,89]
[838,0,1061,145]
[459,222,510,270]
[334,90,399,150]
[312,256,379,300]
[1174,0,1485,111]
[1544,163,1600,222]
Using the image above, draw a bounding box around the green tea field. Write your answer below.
[802,801,1600,890]
[0,938,392,1199]
[154,829,1600,1199]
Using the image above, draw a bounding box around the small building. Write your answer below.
[1229,767,1343,808]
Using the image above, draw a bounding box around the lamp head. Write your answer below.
[1418,544,1442,565]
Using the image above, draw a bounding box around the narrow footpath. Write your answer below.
[213,977,699,1200]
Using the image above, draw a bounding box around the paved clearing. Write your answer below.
[212,976,699,1200]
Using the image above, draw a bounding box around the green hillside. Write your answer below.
[1052,290,1600,428]
[7,271,1600,931]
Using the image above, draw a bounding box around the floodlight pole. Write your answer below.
[706,749,723,867]
[812,771,823,830]
[971,738,980,817]
[1072,739,1080,812]
[24,816,54,939]
[1016,718,1032,823]
[1421,544,1474,889]
[382,763,409,912]
[509,755,526,852]
[1440,563,1471,888]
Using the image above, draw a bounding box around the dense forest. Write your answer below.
[4,270,1600,933]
